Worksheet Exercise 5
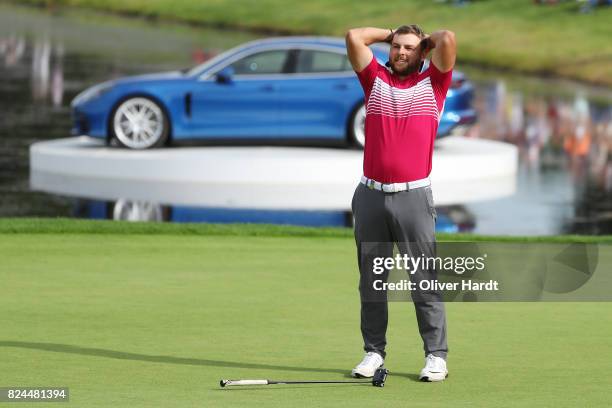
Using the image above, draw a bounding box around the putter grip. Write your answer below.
[220,379,269,387]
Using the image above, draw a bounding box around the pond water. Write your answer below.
[1,3,611,235]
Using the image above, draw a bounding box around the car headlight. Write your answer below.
[71,81,115,107]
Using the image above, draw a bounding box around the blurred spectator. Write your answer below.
[435,0,471,4]
[0,35,26,67]
[51,44,64,107]
[191,49,219,64]
[579,0,612,12]
[29,37,65,105]
[533,0,611,10]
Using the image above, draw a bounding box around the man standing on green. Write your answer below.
[345,25,456,382]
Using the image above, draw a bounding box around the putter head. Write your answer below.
[372,368,389,387]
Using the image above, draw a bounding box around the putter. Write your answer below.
[220,367,389,388]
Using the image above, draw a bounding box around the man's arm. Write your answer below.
[345,27,392,72]
[424,30,456,73]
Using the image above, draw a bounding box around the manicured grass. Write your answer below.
[1,219,611,406]
[9,0,612,85]
[2,217,612,243]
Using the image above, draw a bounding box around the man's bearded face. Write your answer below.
[388,33,424,76]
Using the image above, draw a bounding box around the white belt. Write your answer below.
[360,175,431,193]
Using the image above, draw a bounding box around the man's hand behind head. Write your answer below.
[420,36,434,56]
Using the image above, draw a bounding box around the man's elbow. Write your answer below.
[345,28,362,44]
[345,29,356,43]
[440,30,456,47]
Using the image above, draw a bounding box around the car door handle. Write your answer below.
[260,84,275,92]
[334,83,349,90]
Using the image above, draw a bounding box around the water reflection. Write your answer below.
[73,199,474,233]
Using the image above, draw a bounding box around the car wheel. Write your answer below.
[111,97,169,149]
[349,103,366,148]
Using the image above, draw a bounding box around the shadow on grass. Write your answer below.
[343,370,421,382]
[341,369,422,383]
[0,340,347,375]
[390,372,422,382]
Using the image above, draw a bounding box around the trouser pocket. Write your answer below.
[424,187,437,221]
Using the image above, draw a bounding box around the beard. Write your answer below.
[389,59,420,76]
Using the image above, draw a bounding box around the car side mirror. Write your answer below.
[216,66,235,84]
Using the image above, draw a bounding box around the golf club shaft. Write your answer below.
[270,380,369,385]
[221,379,370,387]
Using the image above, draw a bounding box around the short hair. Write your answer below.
[392,24,426,41]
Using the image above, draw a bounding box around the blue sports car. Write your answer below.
[71,37,476,149]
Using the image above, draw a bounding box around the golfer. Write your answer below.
[345,24,456,382]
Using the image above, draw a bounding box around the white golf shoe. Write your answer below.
[351,351,384,378]
[419,354,448,382]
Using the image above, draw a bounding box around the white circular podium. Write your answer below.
[30,136,517,209]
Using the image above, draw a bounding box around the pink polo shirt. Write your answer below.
[356,56,453,183]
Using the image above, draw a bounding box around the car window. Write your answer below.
[296,50,351,73]
[230,50,288,75]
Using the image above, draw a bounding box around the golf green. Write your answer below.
[1,230,610,407]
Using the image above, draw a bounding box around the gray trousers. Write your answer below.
[351,182,448,360]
